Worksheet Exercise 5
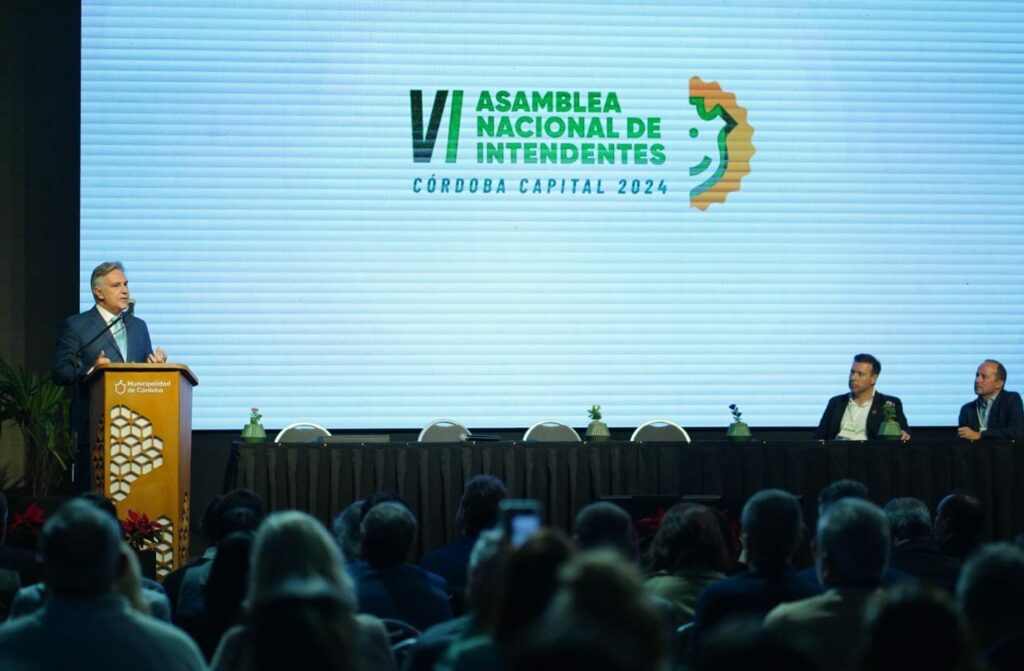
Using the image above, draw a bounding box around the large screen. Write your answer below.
[81,1,1024,430]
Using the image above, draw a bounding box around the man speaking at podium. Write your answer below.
[51,261,167,491]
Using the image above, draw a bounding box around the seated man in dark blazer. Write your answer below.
[350,501,453,631]
[419,474,507,611]
[957,359,1024,441]
[814,353,910,441]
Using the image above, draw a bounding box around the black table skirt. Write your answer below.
[230,439,1024,557]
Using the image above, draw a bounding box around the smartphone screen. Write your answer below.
[508,513,541,548]
[499,499,544,548]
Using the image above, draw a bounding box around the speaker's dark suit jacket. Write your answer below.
[958,391,1024,441]
[51,306,154,490]
[814,392,909,440]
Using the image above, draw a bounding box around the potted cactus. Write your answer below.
[240,407,267,442]
[585,405,610,442]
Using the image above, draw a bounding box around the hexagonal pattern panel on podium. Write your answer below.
[108,404,165,502]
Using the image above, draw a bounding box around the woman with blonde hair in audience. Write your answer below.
[211,510,395,671]
[116,542,151,616]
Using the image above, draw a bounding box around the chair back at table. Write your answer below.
[630,419,691,443]
[418,419,469,442]
[523,420,581,442]
[274,422,331,443]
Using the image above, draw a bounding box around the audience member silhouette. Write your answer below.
[857,583,979,671]
[438,529,574,671]
[211,510,394,671]
[0,499,205,670]
[186,531,253,660]
[795,479,872,587]
[349,501,452,631]
[117,542,154,616]
[249,577,362,671]
[420,475,507,611]
[9,493,171,622]
[513,550,666,671]
[884,497,960,593]
[692,617,821,671]
[405,529,506,671]
[691,489,820,641]
[644,503,732,625]
[935,493,986,560]
[573,501,638,560]
[817,479,870,517]
[332,499,365,563]
[800,479,911,589]
[765,498,890,670]
[956,542,1024,671]
[167,489,263,622]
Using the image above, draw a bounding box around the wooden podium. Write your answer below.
[87,363,198,578]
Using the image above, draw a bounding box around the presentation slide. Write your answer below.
[81,1,1024,430]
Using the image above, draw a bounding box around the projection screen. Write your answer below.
[81,1,1024,430]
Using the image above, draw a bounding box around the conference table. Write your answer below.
[229,439,1024,557]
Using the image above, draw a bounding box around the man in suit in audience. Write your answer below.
[815,353,910,441]
[957,360,1024,441]
[884,497,960,593]
[764,498,890,671]
[51,261,167,492]
[350,501,453,631]
[0,500,205,670]
[691,489,820,640]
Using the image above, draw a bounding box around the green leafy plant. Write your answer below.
[729,404,743,423]
[882,400,898,422]
[588,405,603,421]
[0,356,75,497]
[249,407,263,423]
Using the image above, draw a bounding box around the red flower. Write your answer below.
[10,502,44,532]
[635,507,669,535]
[120,510,164,550]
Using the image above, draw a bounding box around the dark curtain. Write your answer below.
[232,440,1023,556]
